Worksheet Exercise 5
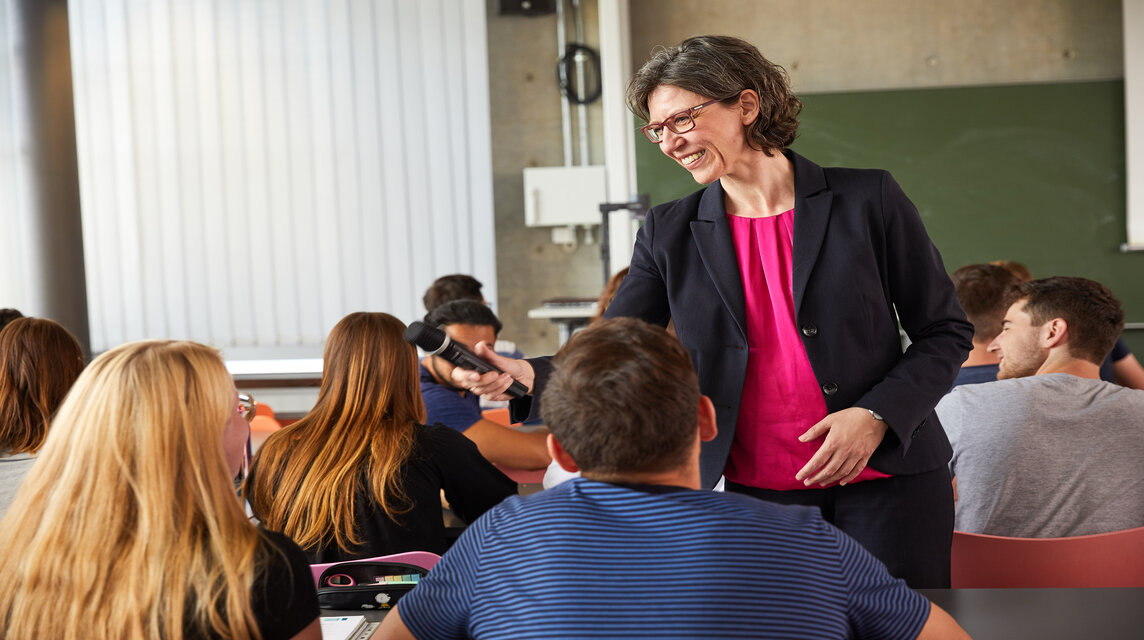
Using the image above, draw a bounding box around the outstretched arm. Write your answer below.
[450,341,536,401]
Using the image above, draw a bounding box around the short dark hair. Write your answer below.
[990,260,1033,283]
[0,308,24,334]
[626,35,802,155]
[423,299,502,336]
[951,264,1021,343]
[422,275,483,312]
[1007,277,1124,365]
[541,317,699,476]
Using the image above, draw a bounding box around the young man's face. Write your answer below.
[988,299,1048,379]
[443,323,497,352]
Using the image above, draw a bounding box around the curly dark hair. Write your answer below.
[626,35,802,155]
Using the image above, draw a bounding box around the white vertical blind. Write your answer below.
[68,0,496,355]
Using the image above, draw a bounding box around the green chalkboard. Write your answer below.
[634,81,1144,353]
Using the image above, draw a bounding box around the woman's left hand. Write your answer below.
[795,408,888,487]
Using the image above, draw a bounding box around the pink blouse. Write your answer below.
[723,210,889,490]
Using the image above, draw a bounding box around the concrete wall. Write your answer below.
[629,0,1122,92]
[488,0,1125,356]
[486,0,607,356]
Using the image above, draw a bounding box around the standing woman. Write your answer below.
[0,318,85,518]
[459,35,972,588]
[246,312,515,563]
[0,340,321,639]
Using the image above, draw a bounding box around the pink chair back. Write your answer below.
[951,526,1144,588]
[309,550,442,587]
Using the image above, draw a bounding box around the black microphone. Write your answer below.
[404,321,529,399]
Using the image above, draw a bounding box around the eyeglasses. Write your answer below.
[237,392,257,423]
[640,96,733,143]
[236,392,256,492]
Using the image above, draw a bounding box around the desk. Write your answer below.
[920,588,1144,640]
[321,609,385,640]
[527,300,596,346]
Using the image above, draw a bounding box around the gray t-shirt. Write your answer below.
[0,451,36,519]
[937,374,1144,537]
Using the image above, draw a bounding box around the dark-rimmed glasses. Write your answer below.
[640,96,732,143]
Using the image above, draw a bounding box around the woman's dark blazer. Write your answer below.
[527,150,973,489]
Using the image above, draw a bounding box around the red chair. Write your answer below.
[309,551,442,588]
[951,526,1144,588]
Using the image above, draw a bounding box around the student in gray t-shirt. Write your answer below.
[936,277,1144,537]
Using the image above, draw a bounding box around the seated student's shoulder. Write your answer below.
[250,529,320,638]
[681,487,829,530]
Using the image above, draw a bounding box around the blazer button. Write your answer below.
[801,324,818,337]
[822,382,838,395]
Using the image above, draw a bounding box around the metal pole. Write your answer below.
[1,0,89,352]
[555,0,573,167]
[572,0,589,166]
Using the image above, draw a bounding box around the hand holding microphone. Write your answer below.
[404,321,531,399]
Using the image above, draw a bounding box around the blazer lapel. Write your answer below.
[789,151,832,314]
[691,180,747,338]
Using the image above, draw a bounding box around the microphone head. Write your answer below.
[404,320,448,353]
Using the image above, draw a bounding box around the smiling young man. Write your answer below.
[419,300,549,470]
[936,276,1144,537]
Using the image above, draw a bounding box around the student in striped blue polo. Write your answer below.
[378,318,968,640]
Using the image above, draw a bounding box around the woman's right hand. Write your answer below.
[450,341,535,401]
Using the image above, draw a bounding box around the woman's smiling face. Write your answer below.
[646,85,753,185]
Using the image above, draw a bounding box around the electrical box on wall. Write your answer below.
[523,166,606,227]
[498,0,556,16]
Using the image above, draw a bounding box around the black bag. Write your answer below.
[316,561,429,610]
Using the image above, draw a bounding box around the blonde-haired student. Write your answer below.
[0,340,320,640]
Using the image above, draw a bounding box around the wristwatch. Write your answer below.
[866,408,884,422]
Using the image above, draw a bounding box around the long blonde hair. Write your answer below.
[0,340,266,639]
[247,312,424,553]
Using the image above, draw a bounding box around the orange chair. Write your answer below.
[951,526,1144,588]
[309,551,442,588]
[249,414,282,454]
[481,408,512,426]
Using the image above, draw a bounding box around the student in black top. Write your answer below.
[0,340,320,639]
[247,312,515,563]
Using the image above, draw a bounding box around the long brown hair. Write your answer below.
[0,340,265,639]
[247,312,424,553]
[0,318,85,454]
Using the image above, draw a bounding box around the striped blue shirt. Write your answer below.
[398,478,928,639]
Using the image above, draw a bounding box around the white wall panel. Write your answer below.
[69,0,496,356]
